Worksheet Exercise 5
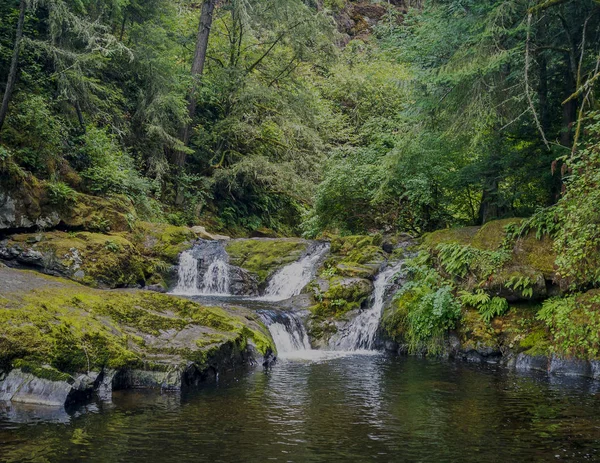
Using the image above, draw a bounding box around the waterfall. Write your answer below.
[260,311,312,355]
[202,259,230,295]
[173,250,200,295]
[171,241,231,296]
[261,243,329,301]
[329,261,404,351]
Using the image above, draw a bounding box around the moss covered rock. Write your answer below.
[422,219,558,302]
[0,267,274,389]
[0,176,136,233]
[0,231,150,288]
[129,221,196,264]
[225,238,309,285]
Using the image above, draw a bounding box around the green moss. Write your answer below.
[422,227,479,249]
[310,277,372,318]
[0,268,275,377]
[226,238,308,284]
[12,359,72,383]
[519,327,551,356]
[471,218,522,250]
[130,221,196,263]
[513,233,556,278]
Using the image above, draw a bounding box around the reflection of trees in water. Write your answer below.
[2,358,600,462]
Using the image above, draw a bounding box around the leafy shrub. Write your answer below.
[553,113,600,289]
[435,243,510,281]
[384,253,461,354]
[538,292,600,359]
[46,182,77,206]
[79,127,150,200]
[459,289,508,323]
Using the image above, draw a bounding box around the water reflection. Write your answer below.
[1,356,600,462]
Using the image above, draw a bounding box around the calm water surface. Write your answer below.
[2,355,600,462]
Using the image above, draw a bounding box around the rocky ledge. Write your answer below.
[0,266,275,409]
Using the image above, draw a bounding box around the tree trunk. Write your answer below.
[178,0,217,162]
[0,0,26,135]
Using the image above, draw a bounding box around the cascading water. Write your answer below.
[173,250,200,296]
[260,311,312,355]
[202,259,230,295]
[261,243,329,301]
[329,261,405,351]
[171,240,231,296]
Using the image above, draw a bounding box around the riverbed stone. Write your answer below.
[549,356,591,377]
[0,370,73,407]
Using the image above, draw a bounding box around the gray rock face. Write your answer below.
[549,356,591,377]
[0,370,74,407]
[514,353,549,372]
[113,368,184,391]
[0,191,60,231]
[228,265,259,296]
[0,239,71,278]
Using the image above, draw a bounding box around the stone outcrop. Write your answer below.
[0,267,275,408]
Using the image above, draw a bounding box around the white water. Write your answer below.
[329,261,404,351]
[262,311,375,361]
[172,248,231,296]
[265,312,312,353]
[261,243,329,302]
[202,259,230,295]
[172,250,201,295]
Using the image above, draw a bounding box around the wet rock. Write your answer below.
[0,370,74,407]
[514,353,549,372]
[228,265,259,296]
[112,368,185,391]
[590,361,600,380]
[144,284,167,293]
[190,226,230,241]
[97,369,117,401]
[382,242,394,254]
[549,356,591,377]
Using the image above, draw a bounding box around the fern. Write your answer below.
[436,243,510,281]
[459,289,509,323]
[505,275,534,298]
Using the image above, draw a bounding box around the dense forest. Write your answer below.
[3,1,600,360]
[1,0,597,237]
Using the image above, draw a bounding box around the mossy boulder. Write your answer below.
[0,231,150,288]
[129,221,196,264]
[310,277,373,318]
[0,267,274,391]
[422,219,558,302]
[457,303,549,357]
[225,238,309,285]
[422,226,480,248]
[0,222,199,289]
[307,235,386,341]
[0,176,135,233]
[471,218,523,250]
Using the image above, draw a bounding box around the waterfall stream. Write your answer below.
[171,241,231,296]
[259,311,311,354]
[260,243,329,302]
[171,238,402,356]
[329,261,404,351]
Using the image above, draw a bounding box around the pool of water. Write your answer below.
[2,355,600,462]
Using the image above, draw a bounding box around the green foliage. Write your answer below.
[505,275,534,299]
[46,182,77,206]
[553,113,600,289]
[383,253,461,354]
[459,289,509,323]
[538,292,600,359]
[435,243,511,281]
